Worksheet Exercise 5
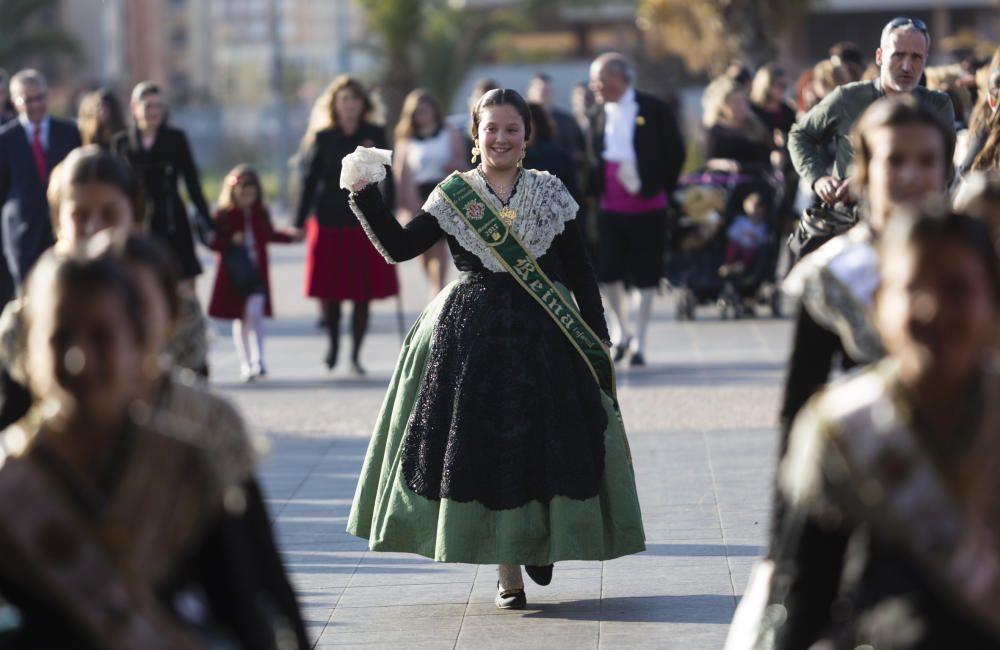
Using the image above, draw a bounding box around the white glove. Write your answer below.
[340,146,393,190]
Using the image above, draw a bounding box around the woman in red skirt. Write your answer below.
[209,165,299,381]
[294,75,399,375]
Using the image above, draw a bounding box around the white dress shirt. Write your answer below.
[602,87,638,163]
[19,114,50,151]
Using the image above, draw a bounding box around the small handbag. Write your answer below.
[221,243,263,298]
[787,203,859,263]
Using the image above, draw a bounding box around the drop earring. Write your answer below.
[471,145,480,164]
[518,146,526,167]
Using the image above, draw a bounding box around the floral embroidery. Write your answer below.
[466,201,485,221]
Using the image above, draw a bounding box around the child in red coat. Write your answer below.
[208,165,300,381]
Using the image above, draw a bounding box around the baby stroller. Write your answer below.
[664,166,784,320]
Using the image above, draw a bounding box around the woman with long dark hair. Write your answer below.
[77,88,126,150]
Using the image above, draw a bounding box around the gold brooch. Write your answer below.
[498,206,517,226]
[636,115,646,126]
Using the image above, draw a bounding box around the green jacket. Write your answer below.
[788,79,955,191]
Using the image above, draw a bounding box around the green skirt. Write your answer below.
[347,281,645,565]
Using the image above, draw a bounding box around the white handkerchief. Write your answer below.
[616,160,641,195]
[340,146,393,190]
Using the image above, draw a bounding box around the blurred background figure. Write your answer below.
[0,69,81,304]
[392,89,465,296]
[114,81,214,288]
[751,63,799,230]
[294,75,398,376]
[702,74,771,171]
[77,88,127,150]
[526,73,588,187]
[0,69,15,126]
[958,47,1000,178]
[588,51,685,367]
[208,165,298,383]
[525,101,580,200]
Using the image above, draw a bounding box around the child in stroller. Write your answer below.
[720,191,769,277]
[666,170,783,320]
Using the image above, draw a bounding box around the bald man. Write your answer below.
[588,52,685,366]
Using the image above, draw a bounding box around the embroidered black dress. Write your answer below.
[345,169,645,564]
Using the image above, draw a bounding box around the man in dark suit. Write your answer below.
[588,52,685,366]
[0,69,81,301]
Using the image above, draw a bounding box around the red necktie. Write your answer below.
[30,127,47,182]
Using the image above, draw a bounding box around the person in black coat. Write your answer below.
[113,81,213,285]
[588,52,685,366]
[293,76,399,375]
[0,69,81,303]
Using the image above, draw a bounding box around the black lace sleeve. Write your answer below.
[555,219,610,342]
[350,183,444,262]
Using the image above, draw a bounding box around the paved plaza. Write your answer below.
[199,243,792,649]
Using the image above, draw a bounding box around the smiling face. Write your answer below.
[476,104,526,172]
[877,28,929,94]
[864,122,947,232]
[878,237,997,387]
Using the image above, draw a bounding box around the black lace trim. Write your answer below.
[401,272,607,510]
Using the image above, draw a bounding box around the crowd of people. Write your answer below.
[3,10,1000,647]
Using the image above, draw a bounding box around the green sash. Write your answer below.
[437,172,618,403]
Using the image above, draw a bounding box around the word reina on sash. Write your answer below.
[513,257,588,338]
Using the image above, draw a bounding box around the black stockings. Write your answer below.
[321,300,370,367]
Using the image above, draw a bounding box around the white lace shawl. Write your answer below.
[421,169,579,272]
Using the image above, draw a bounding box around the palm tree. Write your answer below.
[0,0,80,69]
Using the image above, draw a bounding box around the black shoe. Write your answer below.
[495,582,527,610]
[629,351,646,367]
[350,360,366,377]
[612,336,631,362]
[324,345,338,370]
[524,564,553,586]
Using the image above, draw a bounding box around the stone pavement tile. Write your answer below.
[300,606,335,635]
[335,580,474,608]
[329,603,467,629]
[455,618,599,650]
[348,562,478,588]
[316,619,462,649]
[289,570,354,591]
[599,621,729,650]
